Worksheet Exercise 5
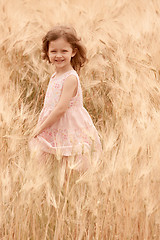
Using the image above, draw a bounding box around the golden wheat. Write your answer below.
[1,0,160,239]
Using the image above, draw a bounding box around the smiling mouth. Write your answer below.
[55,60,64,63]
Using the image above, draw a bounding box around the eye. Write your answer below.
[51,50,56,53]
[62,50,68,52]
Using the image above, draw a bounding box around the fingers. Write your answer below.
[30,125,43,140]
[29,131,38,140]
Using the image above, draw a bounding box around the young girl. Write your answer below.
[30,25,101,171]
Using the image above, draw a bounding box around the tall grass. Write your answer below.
[1,0,160,239]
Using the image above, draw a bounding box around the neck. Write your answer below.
[55,66,74,76]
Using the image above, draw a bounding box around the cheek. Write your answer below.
[48,53,54,59]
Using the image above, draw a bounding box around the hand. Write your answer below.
[30,125,43,139]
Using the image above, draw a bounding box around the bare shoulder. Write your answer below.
[64,74,78,87]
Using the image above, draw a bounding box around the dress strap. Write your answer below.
[65,69,78,77]
[65,70,79,81]
[51,72,56,79]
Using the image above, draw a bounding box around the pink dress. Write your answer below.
[30,69,101,160]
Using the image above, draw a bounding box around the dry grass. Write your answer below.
[1,0,160,239]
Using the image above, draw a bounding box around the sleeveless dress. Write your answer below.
[30,69,101,163]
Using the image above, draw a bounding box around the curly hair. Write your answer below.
[42,25,87,72]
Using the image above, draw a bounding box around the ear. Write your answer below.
[71,48,77,57]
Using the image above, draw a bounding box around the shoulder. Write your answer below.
[64,74,78,87]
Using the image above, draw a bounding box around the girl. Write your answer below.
[30,25,101,171]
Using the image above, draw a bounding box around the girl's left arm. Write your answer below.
[32,75,78,138]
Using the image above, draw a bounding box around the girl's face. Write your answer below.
[48,37,76,72]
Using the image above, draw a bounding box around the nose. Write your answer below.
[56,52,62,58]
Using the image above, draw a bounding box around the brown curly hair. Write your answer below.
[42,25,87,72]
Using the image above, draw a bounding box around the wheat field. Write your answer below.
[1,0,160,239]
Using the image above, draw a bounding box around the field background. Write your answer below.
[1,0,160,239]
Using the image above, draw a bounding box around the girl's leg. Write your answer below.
[60,156,71,191]
[67,154,91,173]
